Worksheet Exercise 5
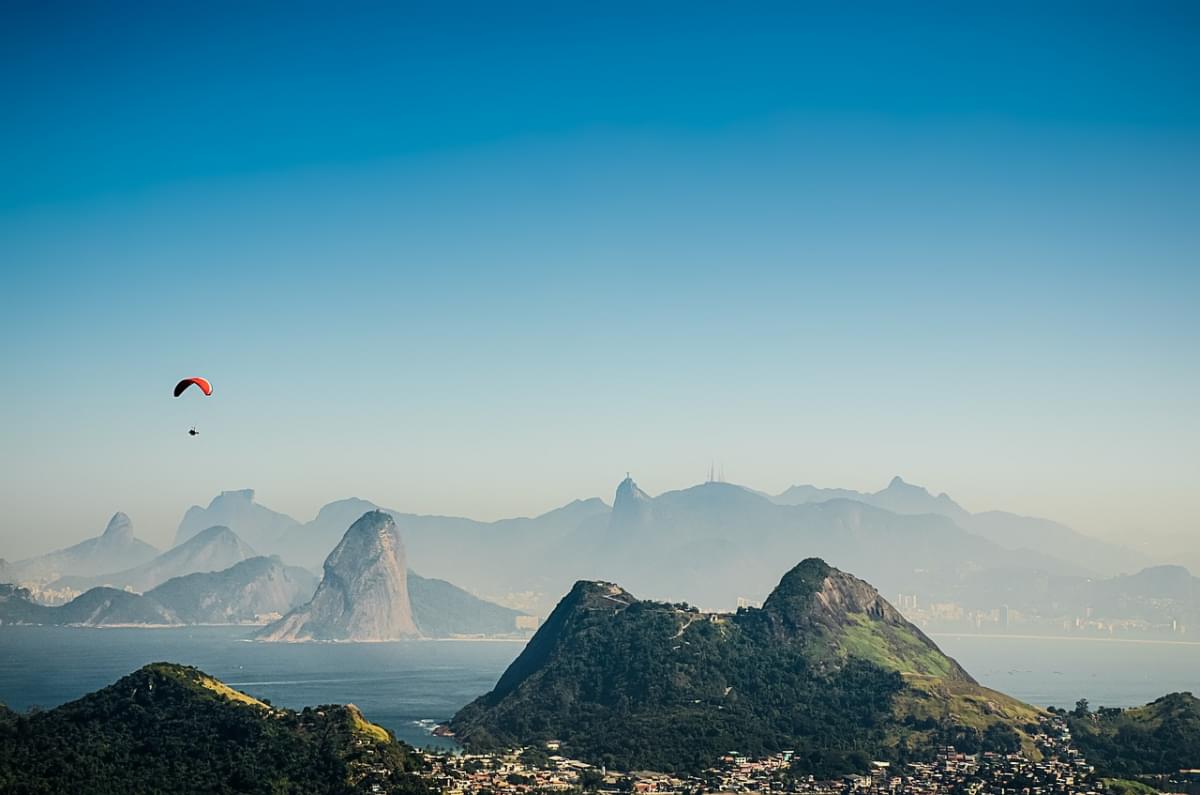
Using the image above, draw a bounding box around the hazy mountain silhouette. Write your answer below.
[38,476,1158,618]
[53,525,258,594]
[585,477,1090,610]
[0,513,158,584]
[174,489,300,551]
[145,555,318,624]
[0,555,316,626]
[407,571,527,637]
[773,476,1146,576]
[961,563,1200,629]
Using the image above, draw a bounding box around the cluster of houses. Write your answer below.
[698,726,1100,795]
[411,718,1149,795]
[423,745,598,794]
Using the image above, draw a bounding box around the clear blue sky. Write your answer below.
[2,1,1198,556]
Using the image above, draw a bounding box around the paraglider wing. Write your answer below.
[173,377,213,397]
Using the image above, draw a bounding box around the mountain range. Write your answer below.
[1,514,526,635]
[0,513,158,585]
[772,476,1148,576]
[450,558,1042,775]
[1,475,1163,620]
[174,488,302,550]
[954,562,1200,630]
[0,555,316,626]
[52,524,259,594]
[152,476,1144,616]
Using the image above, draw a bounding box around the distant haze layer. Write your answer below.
[0,472,1194,571]
[1,4,1196,559]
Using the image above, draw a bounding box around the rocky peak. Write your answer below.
[324,511,401,573]
[610,474,651,528]
[885,475,924,494]
[100,512,134,543]
[874,476,969,519]
[187,524,249,549]
[486,578,638,701]
[213,489,255,505]
[175,488,300,549]
[753,558,974,681]
[761,558,908,629]
[256,511,418,642]
[313,498,379,524]
[566,579,637,610]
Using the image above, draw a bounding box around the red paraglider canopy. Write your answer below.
[173,377,213,397]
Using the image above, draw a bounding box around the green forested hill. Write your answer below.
[0,663,430,795]
[451,558,1041,775]
[1064,692,1200,776]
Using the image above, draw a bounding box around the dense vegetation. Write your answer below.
[0,663,430,794]
[452,559,1035,775]
[1060,693,1200,776]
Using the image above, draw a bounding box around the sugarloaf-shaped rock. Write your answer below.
[451,558,1040,775]
[257,511,419,641]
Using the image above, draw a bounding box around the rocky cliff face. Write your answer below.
[256,511,419,641]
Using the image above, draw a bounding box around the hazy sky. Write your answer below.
[2,2,1198,558]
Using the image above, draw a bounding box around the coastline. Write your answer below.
[1,624,529,641]
[931,632,1200,647]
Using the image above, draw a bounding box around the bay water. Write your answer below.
[1,626,1196,749]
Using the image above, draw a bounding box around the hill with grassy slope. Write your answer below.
[450,558,1041,776]
[1063,692,1200,776]
[0,662,430,794]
